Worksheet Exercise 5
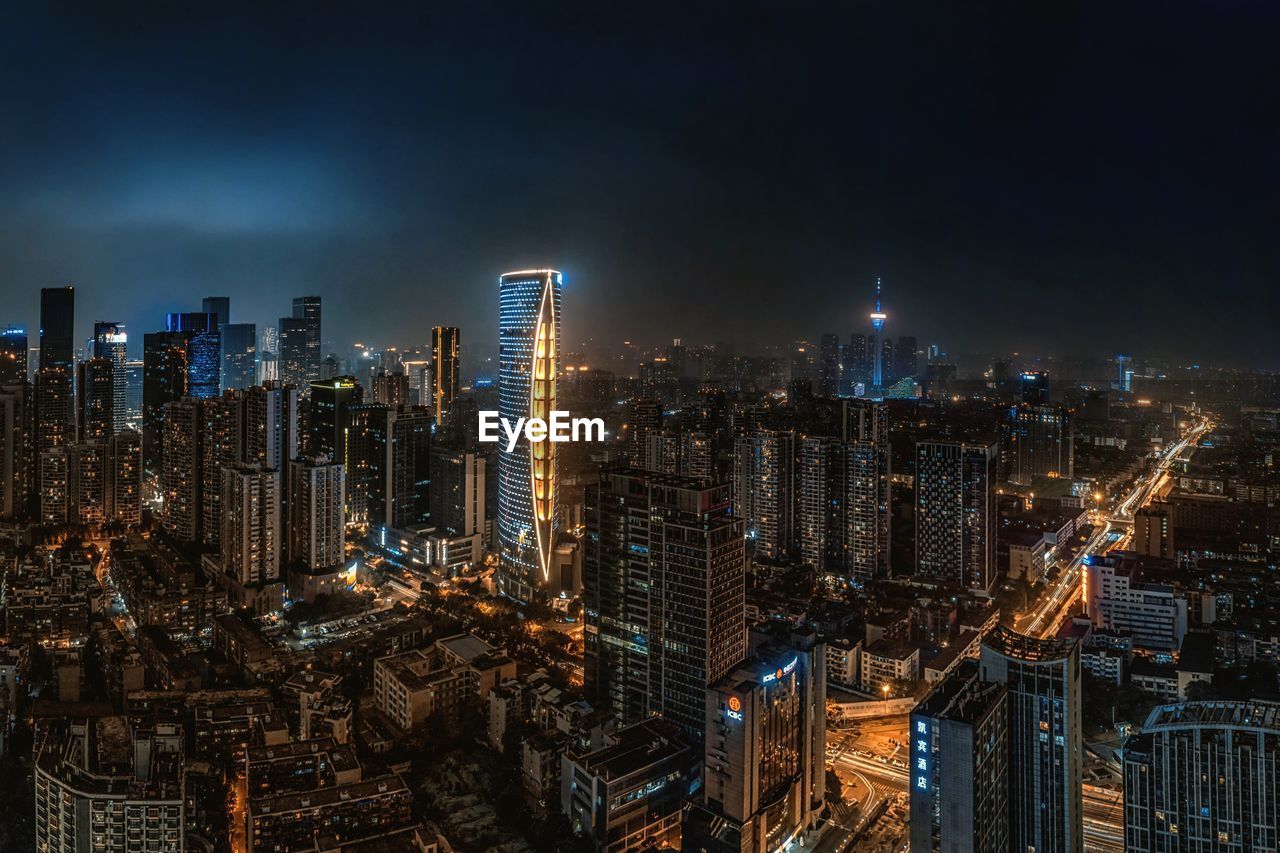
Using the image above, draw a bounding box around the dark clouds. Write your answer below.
[0,1,1277,367]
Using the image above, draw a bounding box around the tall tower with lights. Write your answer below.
[496,269,562,603]
[869,277,887,388]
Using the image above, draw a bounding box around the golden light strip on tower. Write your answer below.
[529,273,557,583]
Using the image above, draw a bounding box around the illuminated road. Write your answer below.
[828,739,1125,852]
[1022,418,1210,639]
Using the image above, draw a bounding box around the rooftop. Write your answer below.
[982,625,1077,663]
[1145,700,1280,733]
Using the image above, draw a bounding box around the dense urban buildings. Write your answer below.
[915,440,998,594]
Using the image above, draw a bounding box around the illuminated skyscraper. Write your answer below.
[308,376,363,465]
[734,428,795,560]
[431,325,459,426]
[291,296,322,382]
[141,313,219,470]
[221,323,257,391]
[1020,370,1050,405]
[277,317,309,388]
[92,322,128,432]
[979,627,1083,853]
[0,327,28,384]
[37,287,75,493]
[496,269,561,603]
[76,357,114,443]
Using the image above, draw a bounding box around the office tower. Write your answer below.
[0,327,28,384]
[797,400,890,584]
[733,428,795,560]
[979,627,1083,853]
[201,296,230,327]
[287,457,345,570]
[243,383,299,472]
[1019,370,1050,405]
[40,286,75,371]
[881,335,896,384]
[1002,403,1073,485]
[276,317,309,388]
[869,277,887,387]
[0,383,33,518]
[496,269,561,603]
[93,322,128,432]
[429,446,485,536]
[200,391,244,548]
[373,370,410,405]
[161,399,201,543]
[291,296,322,381]
[124,359,143,424]
[818,333,841,397]
[221,322,257,391]
[431,325,460,425]
[686,628,826,852]
[76,357,115,443]
[847,332,870,387]
[142,313,219,469]
[909,660,1009,853]
[107,429,142,526]
[221,463,281,588]
[35,719,185,853]
[916,440,998,594]
[895,335,918,380]
[1123,701,1279,852]
[346,404,431,530]
[68,442,107,525]
[583,470,746,743]
[308,376,363,464]
[1115,355,1132,392]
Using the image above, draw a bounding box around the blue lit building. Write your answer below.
[869,277,887,388]
[496,269,561,603]
[0,327,28,384]
[92,321,128,432]
[141,313,220,469]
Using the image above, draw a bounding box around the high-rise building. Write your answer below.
[1002,403,1073,485]
[291,296,322,382]
[37,287,75,498]
[431,325,460,426]
[286,457,346,601]
[372,370,410,405]
[243,383,299,472]
[201,296,230,327]
[734,428,795,561]
[0,383,33,518]
[308,376,363,465]
[979,627,1083,853]
[1123,700,1280,852]
[40,286,75,371]
[142,313,219,469]
[346,404,431,530]
[221,323,257,391]
[797,400,890,584]
[200,391,244,548]
[221,463,282,590]
[818,332,841,397]
[124,359,143,425]
[0,327,28,384]
[429,446,485,537]
[846,332,870,388]
[909,660,1009,853]
[68,441,107,525]
[276,317,309,388]
[35,718,185,853]
[76,356,115,443]
[915,440,998,594]
[39,445,70,524]
[895,335,918,380]
[684,628,827,852]
[107,429,142,526]
[92,322,128,433]
[583,470,746,743]
[161,399,201,543]
[1019,370,1050,405]
[496,270,561,603]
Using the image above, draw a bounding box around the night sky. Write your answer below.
[1,2,1277,368]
